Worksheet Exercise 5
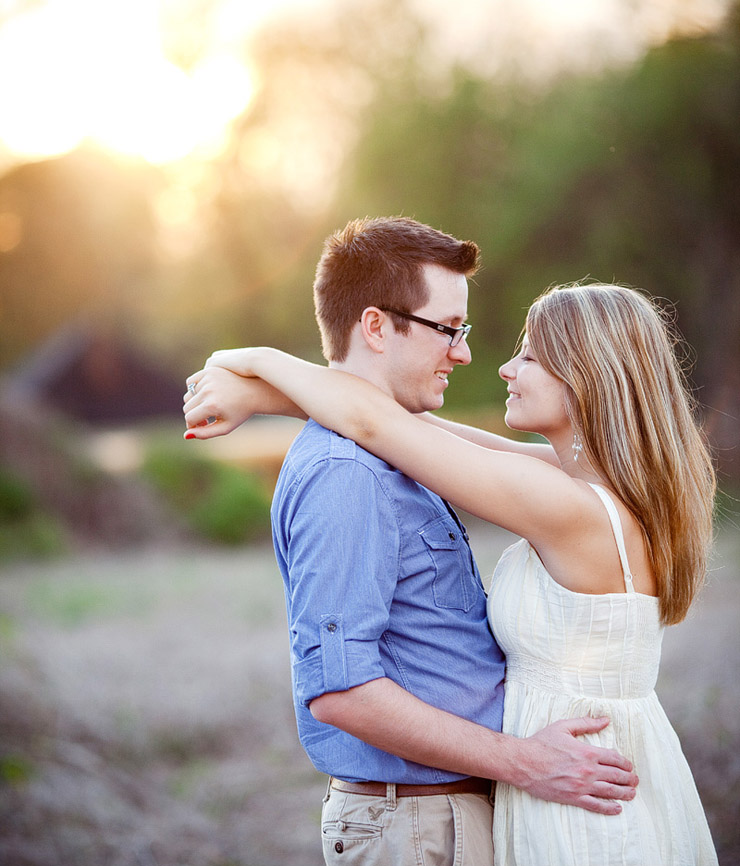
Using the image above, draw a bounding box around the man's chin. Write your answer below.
[402,390,445,414]
[422,395,445,413]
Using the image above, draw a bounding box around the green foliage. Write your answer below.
[26,579,149,627]
[714,483,740,530]
[0,468,67,561]
[0,470,33,520]
[330,12,740,476]
[141,447,272,545]
[2,0,739,478]
[0,753,34,786]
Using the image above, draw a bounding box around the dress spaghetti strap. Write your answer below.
[587,483,636,593]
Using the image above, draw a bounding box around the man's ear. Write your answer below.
[359,307,388,354]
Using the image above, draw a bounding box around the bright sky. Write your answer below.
[0,0,312,164]
[0,0,730,167]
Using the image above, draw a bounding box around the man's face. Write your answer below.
[381,263,472,414]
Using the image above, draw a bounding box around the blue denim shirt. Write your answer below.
[271,420,506,784]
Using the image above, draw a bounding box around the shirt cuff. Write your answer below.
[293,614,386,706]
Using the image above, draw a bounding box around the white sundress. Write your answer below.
[487,483,718,866]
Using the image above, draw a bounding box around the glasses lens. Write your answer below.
[450,325,470,347]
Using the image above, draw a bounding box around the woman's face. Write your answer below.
[498,337,570,438]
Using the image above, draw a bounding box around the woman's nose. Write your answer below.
[499,359,514,381]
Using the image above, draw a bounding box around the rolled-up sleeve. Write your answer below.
[280,457,400,707]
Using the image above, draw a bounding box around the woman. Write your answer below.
[185,283,718,865]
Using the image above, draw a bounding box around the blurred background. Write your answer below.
[0,0,738,863]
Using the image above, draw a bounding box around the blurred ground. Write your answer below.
[0,522,738,866]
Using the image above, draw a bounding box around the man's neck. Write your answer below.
[329,358,394,398]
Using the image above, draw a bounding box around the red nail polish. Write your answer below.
[185,432,196,440]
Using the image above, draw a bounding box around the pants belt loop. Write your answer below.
[385,782,398,812]
[324,776,333,804]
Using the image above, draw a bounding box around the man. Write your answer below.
[183,217,637,865]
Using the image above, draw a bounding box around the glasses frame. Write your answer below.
[379,308,472,347]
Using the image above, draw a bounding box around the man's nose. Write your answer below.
[449,337,472,366]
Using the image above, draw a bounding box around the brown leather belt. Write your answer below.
[330,776,492,798]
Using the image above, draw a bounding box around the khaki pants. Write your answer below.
[321,779,494,865]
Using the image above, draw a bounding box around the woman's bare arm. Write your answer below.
[420,413,558,465]
[183,365,306,437]
[183,360,557,465]
[192,348,587,544]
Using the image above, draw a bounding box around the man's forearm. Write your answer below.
[311,677,520,781]
[310,677,637,815]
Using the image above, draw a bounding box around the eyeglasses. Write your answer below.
[380,308,472,347]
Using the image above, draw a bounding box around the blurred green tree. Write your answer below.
[1,0,737,481]
[326,5,740,477]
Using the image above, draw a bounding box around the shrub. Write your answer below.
[0,469,34,520]
[0,468,67,561]
[141,447,272,544]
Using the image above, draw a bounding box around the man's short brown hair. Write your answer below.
[313,216,480,361]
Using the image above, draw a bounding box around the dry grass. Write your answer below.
[0,523,738,866]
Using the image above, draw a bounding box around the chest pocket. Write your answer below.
[419,517,476,613]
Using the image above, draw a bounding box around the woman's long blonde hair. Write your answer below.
[526,283,716,625]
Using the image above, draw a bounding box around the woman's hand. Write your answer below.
[183,365,305,440]
[203,347,266,377]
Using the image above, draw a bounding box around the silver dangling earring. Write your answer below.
[572,432,583,463]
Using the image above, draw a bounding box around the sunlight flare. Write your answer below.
[0,0,255,165]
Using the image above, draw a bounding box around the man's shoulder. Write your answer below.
[272,421,403,523]
[285,419,392,473]
[273,422,448,538]
[274,421,428,512]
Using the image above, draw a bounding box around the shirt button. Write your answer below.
[334,841,344,853]
[448,532,456,540]
[327,622,337,633]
